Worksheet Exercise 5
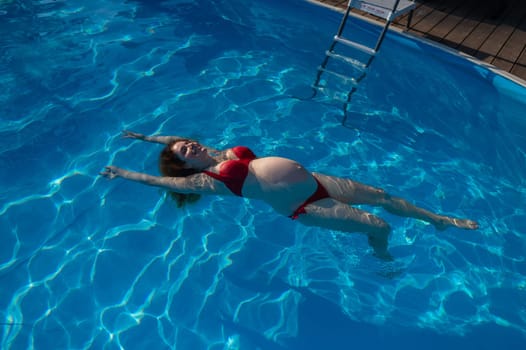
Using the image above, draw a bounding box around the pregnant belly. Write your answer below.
[250,157,313,185]
[244,157,318,213]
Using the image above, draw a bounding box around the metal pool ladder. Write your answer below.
[312,0,415,112]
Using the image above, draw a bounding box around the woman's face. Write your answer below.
[171,141,210,169]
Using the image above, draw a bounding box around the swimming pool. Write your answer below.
[1,0,525,348]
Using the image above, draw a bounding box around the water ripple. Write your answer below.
[1,0,526,348]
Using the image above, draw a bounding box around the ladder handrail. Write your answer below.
[312,0,415,117]
[373,0,401,52]
[313,4,354,88]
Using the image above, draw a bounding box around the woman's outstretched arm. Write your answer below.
[122,130,187,145]
[122,130,221,154]
[100,166,230,195]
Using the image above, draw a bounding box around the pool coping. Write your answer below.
[306,0,526,88]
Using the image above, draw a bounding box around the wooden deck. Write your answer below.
[312,0,526,82]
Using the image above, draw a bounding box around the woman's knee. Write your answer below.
[369,215,391,234]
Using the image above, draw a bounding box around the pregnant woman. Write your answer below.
[101,131,478,260]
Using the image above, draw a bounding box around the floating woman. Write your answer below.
[101,131,478,260]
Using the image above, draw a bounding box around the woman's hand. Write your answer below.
[122,130,145,140]
[100,166,126,180]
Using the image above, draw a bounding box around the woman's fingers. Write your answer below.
[122,130,142,139]
[100,166,118,179]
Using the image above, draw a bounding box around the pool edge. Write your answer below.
[305,0,526,89]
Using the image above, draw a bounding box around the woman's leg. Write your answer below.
[295,198,393,260]
[313,173,478,230]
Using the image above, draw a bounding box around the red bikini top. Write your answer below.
[203,146,257,196]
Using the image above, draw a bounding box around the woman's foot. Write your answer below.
[433,216,479,231]
[367,233,393,261]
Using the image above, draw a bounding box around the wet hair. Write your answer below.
[158,139,201,207]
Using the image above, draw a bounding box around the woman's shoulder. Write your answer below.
[231,146,256,160]
[217,146,257,161]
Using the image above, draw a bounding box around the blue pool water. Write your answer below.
[1,0,526,349]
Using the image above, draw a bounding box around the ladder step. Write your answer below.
[333,36,376,56]
[352,0,392,20]
[317,66,358,85]
[351,0,416,21]
[325,51,368,70]
[311,85,354,103]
